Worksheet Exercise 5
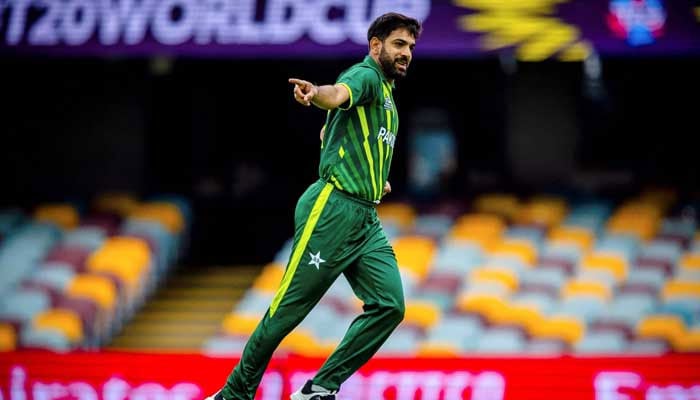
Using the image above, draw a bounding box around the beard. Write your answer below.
[378,47,409,80]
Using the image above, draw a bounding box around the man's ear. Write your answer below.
[369,37,382,56]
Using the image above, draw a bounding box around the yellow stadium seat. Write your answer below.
[490,240,537,266]
[0,323,16,351]
[33,308,84,343]
[449,214,505,250]
[581,253,627,282]
[473,194,520,220]
[404,301,441,329]
[456,292,508,321]
[279,329,317,354]
[489,303,544,333]
[67,274,117,311]
[377,203,416,229]
[470,267,519,291]
[299,340,339,357]
[679,253,700,270]
[548,226,594,252]
[130,203,184,233]
[637,315,685,346]
[675,330,700,352]
[416,341,460,357]
[605,202,661,240]
[531,315,585,345]
[34,204,79,230]
[221,313,261,336]
[661,280,700,300]
[94,192,140,216]
[253,263,286,293]
[515,197,568,228]
[393,236,436,280]
[561,280,612,302]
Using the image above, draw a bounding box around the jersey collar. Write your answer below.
[363,55,396,88]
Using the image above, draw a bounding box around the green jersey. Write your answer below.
[318,55,399,203]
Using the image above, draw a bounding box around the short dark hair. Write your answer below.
[367,12,422,43]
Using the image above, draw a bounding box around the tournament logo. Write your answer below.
[607,0,667,46]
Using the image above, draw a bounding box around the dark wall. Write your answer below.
[1,56,698,264]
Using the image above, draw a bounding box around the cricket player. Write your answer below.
[207,12,422,400]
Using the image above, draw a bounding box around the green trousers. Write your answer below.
[222,180,405,400]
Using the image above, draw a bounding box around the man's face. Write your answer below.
[377,28,416,80]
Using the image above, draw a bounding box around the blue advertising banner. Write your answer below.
[0,0,699,59]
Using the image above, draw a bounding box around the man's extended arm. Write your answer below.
[289,78,350,110]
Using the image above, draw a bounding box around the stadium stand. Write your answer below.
[204,189,700,355]
[0,193,191,351]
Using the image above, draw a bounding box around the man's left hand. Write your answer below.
[383,181,391,195]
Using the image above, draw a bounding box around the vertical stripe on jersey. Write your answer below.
[337,162,360,194]
[346,121,371,198]
[357,106,379,201]
[269,183,334,317]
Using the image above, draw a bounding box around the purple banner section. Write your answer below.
[0,0,699,58]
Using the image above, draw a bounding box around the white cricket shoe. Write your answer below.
[290,380,337,400]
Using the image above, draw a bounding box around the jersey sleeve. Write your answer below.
[336,66,381,110]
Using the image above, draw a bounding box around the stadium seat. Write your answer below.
[557,296,606,323]
[449,214,505,250]
[31,264,76,291]
[639,240,682,264]
[0,323,17,351]
[636,314,686,347]
[44,245,92,272]
[0,289,51,322]
[431,241,483,275]
[251,263,286,294]
[66,274,117,312]
[425,314,483,352]
[515,196,567,228]
[34,204,79,230]
[455,288,509,322]
[470,267,519,291]
[473,194,520,221]
[661,280,700,301]
[377,203,416,230]
[32,308,84,344]
[416,341,461,356]
[531,315,585,345]
[561,279,612,302]
[221,313,261,337]
[548,227,594,256]
[393,236,436,281]
[413,214,454,239]
[626,268,668,290]
[674,330,700,352]
[475,327,526,353]
[574,331,627,354]
[581,252,627,282]
[129,202,185,234]
[626,338,670,354]
[94,192,140,216]
[61,227,106,251]
[489,239,537,266]
[511,291,557,314]
[278,329,318,355]
[489,302,544,334]
[20,326,72,351]
[526,338,568,354]
[403,301,441,330]
[679,253,700,271]
[377,327,420,355]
